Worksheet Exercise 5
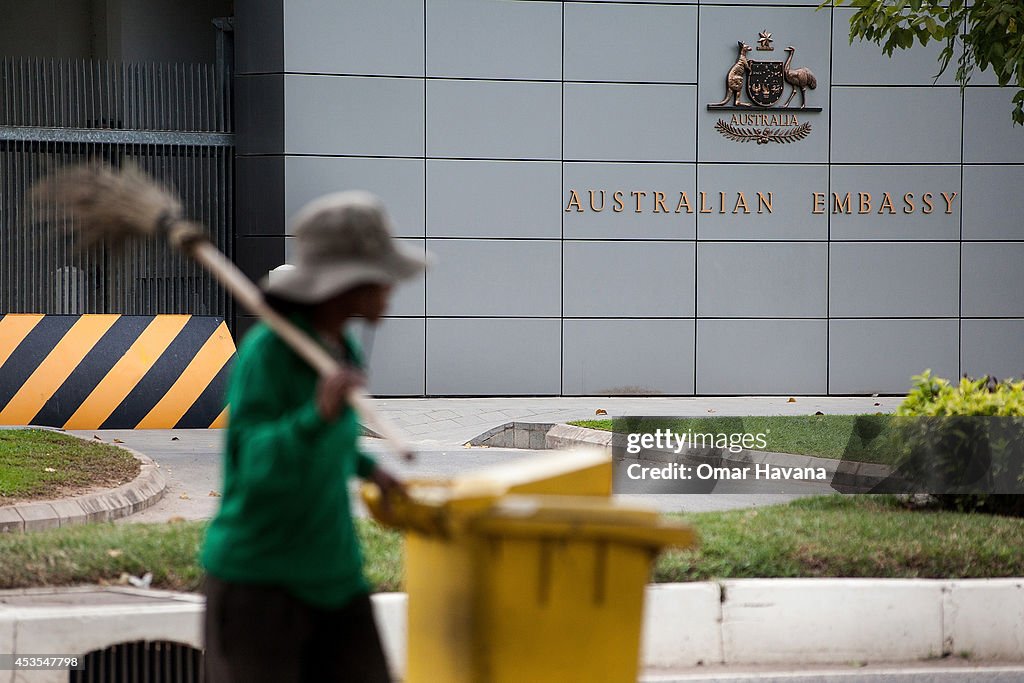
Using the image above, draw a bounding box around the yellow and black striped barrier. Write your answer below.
[0,314,235,430]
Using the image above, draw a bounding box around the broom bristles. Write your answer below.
[31,163,184,249]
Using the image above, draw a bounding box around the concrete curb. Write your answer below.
[468,421,557,449]
[0,430,167,533]
[542,423,893,492]
[1,580,1021,681]
[363,580,1024,678]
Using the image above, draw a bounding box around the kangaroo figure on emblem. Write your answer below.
[708,41,752,108]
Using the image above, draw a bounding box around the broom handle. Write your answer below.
[187,238,416,461]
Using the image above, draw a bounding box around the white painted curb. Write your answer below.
[1,579,1021,682]
[370,579,1024,678]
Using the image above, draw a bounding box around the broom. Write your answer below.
[32,163,416,461]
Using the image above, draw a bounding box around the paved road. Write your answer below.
[69,393,903,522]
[75,429,810,521]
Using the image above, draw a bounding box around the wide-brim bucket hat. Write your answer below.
[261,190,428,303]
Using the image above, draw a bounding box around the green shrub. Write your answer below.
[896,370,1024,516]
[898,371,1024,417]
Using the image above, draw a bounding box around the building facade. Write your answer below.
[233,0,1024,397]
[7,1,1022,397]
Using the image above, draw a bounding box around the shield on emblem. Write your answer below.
[746,60,785,107]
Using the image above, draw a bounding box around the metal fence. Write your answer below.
[0,56,233,318]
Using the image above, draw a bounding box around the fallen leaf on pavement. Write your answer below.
[595,409,607,415]
[787,397,797,403]
[209,490,221,497]
[171,436,180,441]
[113,438,124,443]
[179,493,190,500]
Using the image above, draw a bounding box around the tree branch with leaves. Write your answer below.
[832,0,1023,125]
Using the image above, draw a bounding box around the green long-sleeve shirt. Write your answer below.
[201,318,377,609]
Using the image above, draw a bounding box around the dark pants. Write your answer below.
[203,576,391,683]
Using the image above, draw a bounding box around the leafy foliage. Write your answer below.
[834,0,1024,125]
[898,370,1024,417]
[896,370,1024,516]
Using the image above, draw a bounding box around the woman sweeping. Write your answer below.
[201,191,427,682]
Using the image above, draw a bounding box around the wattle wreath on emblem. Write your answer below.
[714,119,812,145]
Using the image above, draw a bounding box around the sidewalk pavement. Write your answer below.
[366,395,904,447]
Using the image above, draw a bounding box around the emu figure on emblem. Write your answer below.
[709,41,752,107]
[782,46,817,108]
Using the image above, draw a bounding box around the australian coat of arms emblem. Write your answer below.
[707,32,821,145]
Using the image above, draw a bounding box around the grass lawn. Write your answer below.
[0,429,140,504]
[571,414,902,464]
[1,496,1020,593]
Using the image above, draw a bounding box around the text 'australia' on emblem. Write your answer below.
[707,33,821,145]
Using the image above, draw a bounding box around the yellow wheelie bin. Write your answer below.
[363,449,697,683]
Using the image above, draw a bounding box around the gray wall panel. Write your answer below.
[578,0,694,3]
[236,236,285,284]
[284,157,425,237]
[698,7,831,163]
[236,156,284,237]
[235,0,283,74]
[962,166,1024,240]
[969,65,1001,88]
[962,320,1024,380]
[284,76,424,156]
[697,165,828,240]
[701,0,819,5]
[697,320,827,394]
[389,239,428,317]
[426,0,561,80]
[563,163,697,240]
[829,166,961,240]
[698,242,827,317]
[564,83,697,162]
[831,87,961,163]
[962,243,1024,317]
[352,318,426,396]
[426,240,561,317]
[829,319,959,394]
[829,243,959,317]
[562,319,695,395]
[427,318,562,395]
[964,88,1024,164]
[428,160,561,238]
[427,80,561,159]
[284,0,424,76]
[831,8,955,86]
[564,3,697,83]
[235,75,284,155]
[563,241,696,317]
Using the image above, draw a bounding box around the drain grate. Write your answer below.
[69,640,204,683]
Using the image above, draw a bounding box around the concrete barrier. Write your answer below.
[0,314,234,429]
[2,579,1021,682]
